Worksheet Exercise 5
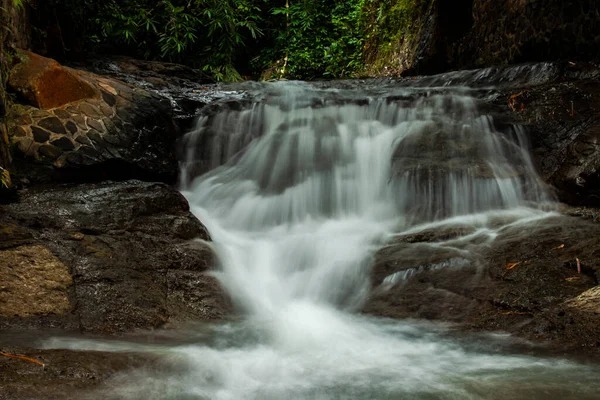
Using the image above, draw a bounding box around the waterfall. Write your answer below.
[181,82,552,315]
[45,81,600,400]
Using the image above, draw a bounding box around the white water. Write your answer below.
[181,82,551,313]
[46,82,600,399]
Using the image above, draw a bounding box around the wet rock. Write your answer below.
[0,347,156,400]
[0,181,231,333]
[8,50,96,109]
[365,212,600,353]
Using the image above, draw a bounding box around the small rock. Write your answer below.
[31,126,51,143]
[15,114,33,125]
[65,152,85,166]
[72,114,88,130]
[78,145,101,159]
[70,232,85,241]
[13,126,29,137]
[38,144,63,160]
[65,120,78,134]
[99,82,118,96]
[80,103,103,119]
[51,137,76,151]
[102,118,116,133]
[101,90,117,107]
[38,116,67,135]
[103,133,121,145]
[105,146,122,158]
[75,135,93,146]
[98,101,114,118]
[87,131,104,145]
[16,138,35,157]
[87,118,105,133]
[53,109,71,119]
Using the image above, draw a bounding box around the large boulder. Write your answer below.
[0,181,231,333]
[7,51,179,183]
[8,50,96,109]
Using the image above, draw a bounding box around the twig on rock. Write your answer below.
[0,351,45,367]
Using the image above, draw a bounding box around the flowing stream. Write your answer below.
[47,81,600,399]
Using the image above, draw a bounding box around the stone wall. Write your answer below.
[6,51,179,183]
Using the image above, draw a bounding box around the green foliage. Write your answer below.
[257,0,366,80]
[89,0,264,81]
[29,0,425,80]
[11,0,27,10]
[361,0,429,64]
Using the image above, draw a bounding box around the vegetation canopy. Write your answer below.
[26,0,421,81]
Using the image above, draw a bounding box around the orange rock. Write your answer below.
[8,50,97,109]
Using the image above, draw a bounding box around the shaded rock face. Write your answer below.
[462,0,600,67]
[7,51,179,183]
[376,0,599,76]
[365,212,600,352]
[0,181,231,333]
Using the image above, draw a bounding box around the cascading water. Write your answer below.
[45,81,600,399]
[181,82,552,315]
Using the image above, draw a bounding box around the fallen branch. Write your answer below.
[502,261,523,279]
[0,351,45,367]
[505,262,520,270]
